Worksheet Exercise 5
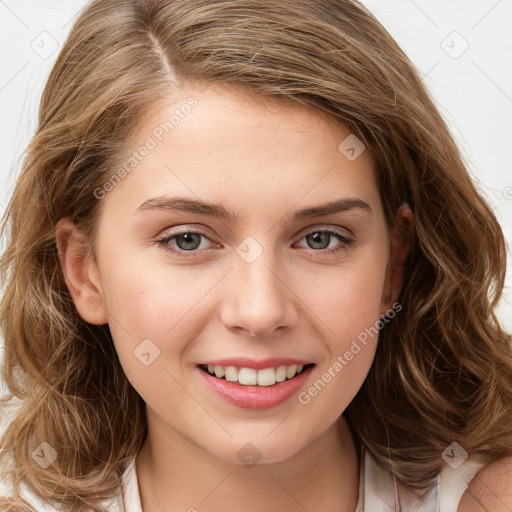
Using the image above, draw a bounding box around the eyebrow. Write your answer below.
[134,195,372,222]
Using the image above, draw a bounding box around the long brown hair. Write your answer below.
[1,0,511,510]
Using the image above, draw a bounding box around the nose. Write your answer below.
[220,249,299,338]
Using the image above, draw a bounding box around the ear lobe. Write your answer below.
[380,203,414,315]
[55,218,108,325]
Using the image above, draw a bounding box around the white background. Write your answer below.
[0,1,511,347]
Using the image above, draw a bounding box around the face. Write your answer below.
[60,83,402,465]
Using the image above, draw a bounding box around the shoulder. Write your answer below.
[457,456,512,511]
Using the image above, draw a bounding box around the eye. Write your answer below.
[157,229,215,255]
[294,228,354,256]
[156,226,355,257]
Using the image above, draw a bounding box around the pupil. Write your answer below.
[178,232,200,250]
[308,232,329,250]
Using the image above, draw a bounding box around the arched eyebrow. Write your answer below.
[133,195,372,222]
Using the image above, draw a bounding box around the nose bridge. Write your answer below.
[222,235,297,337]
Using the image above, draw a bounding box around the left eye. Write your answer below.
[157,228,354,256]
[295,228,353,251]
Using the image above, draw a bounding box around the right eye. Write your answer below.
[157,228,218,256]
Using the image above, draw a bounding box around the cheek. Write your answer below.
[100,261,206,371]
[304,249,388,346]
[297,248,387,406]
[102,266,205,408]
[102,253,251,394]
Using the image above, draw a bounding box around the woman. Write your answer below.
[1,0,511,510]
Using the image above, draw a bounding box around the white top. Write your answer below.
[0,446,485,511]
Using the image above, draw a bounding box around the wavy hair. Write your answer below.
[1,0,511,510]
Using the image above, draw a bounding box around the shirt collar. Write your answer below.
[120,456,143,512]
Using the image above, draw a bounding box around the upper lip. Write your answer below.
[198,357,313,370]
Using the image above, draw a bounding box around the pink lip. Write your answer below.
[197,364,314,410]
[198,357,312,370]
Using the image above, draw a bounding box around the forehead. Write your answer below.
[100,83,380,222]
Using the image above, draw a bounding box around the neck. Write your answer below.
[135,415,360,512]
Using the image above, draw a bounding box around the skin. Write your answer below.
[458,456,512,511]
[56,83,413,512]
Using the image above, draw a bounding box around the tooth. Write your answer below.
[286,365,298,379]
[275,365,287,382]
[224,366,239,382]
[209,364,306,384]
[257,367,277,386]
[214,365,225,378]
[238,367,257,385]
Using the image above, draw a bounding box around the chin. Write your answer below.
[205,433,309,467]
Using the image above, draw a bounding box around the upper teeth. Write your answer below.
[206,364,305,386]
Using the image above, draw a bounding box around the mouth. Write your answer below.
[198,363,315,387]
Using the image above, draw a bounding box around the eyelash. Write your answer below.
[156,227,355,258]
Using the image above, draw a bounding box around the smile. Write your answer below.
[199,363,313,387]
[197,360,316,409]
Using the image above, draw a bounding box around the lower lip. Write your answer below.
[197,365,314,410]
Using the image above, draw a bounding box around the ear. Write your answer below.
[55,217,108,325]
[380,203,414,315]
